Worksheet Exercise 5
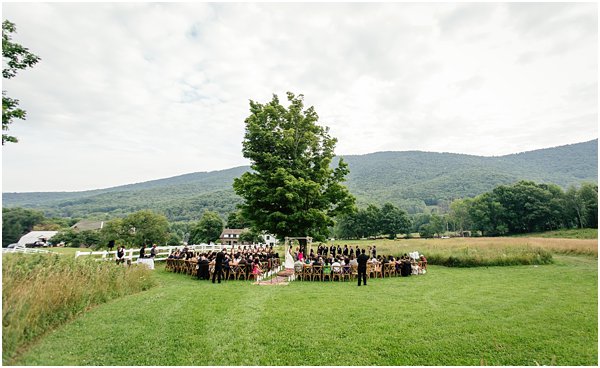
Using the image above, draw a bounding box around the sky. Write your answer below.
[1,2,597,193]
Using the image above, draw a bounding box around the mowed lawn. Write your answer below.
[13,256,597,366]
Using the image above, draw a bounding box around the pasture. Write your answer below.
[7,235,598,366]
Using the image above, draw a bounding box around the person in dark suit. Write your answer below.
[197,255,210,280]
[139,244,146,259]
[330,245,336,257]
[212,248,226,284]
[357,248,369,286]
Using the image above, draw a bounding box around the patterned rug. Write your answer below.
[253,268,295,286]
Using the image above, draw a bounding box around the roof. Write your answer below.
[71,220,104,231]
[220,228,248,237]
[18,231,59,246]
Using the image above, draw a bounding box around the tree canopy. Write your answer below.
[334,202,411,239]
[189,211,224,244]
[2,20,41,144]
[233,92,355,241]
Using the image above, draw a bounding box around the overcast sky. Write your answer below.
[1,2,597,193]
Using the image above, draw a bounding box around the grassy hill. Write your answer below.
[2,139,597,221]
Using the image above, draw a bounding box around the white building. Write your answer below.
[261,233,278,247]
[17,231,58,247]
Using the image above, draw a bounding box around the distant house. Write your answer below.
[71,220,105,231]
[17,231,58,247]
[219,228,248,246]
[261,233,278,247]
[219,228,279,247]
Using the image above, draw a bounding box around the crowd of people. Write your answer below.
[292,244,427,285]
[167,245,280,283]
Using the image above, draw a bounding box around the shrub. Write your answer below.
[2,253,156,364]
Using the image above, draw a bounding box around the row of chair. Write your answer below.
[165,258,280,281]
[296,261,413,281]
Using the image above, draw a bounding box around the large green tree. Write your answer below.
[2,207,45,246]
[379,202,411,239]
[97,210,170,247]
[233,92,355,242]
[2,20,40,144]
[189,211,224,244]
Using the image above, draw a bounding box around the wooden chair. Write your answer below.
[373,262,383,278]
[184,260,194,275]
[323,266,332,281]
[174,259,184,273]
[302,264,313,282]
[236,264,247,280]
[341,265,351,281]
[165,258,173,271]
[311,265,323,281]
[226,266,236,280]
[367,263,375,279]
[383,263,394,278]
[350,264,358,280]
[331,265,342,281]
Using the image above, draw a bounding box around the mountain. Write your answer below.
[3,139,597,221]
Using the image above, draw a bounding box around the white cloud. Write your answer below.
[1,2,597,192]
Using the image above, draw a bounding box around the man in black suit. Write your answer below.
[357,248,369,286]
[212,248,226,284]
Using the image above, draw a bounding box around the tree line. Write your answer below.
[446,181,597,236]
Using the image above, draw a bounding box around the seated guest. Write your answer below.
[419,254,428,270]
[323,259,331,276]
[252,258,263,276]
[222,255,231,280]
[331,258,342,273]
[294,259,304,275]
[349,255,358,267]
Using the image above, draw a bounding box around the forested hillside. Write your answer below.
[3,140,597,221]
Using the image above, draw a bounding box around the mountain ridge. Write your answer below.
[3,139,597,221]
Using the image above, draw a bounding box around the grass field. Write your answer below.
[11,254,597,366]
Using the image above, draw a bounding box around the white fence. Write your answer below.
[75,244,230,262]
[2,244,58,255]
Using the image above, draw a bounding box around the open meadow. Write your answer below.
[5,235,597,366]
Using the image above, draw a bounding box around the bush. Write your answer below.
[2,253,157,364]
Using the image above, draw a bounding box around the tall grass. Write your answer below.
[511,228,598,240]
[2,254,156,364]
[330,236,597,266]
